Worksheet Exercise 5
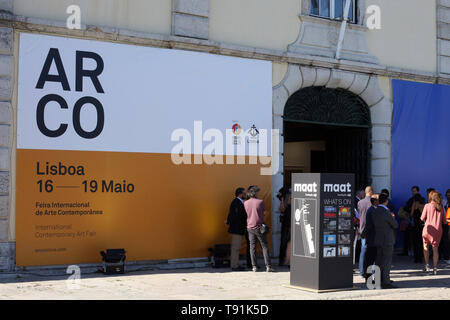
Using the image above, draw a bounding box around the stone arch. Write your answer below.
[284,85,371,190]
[271,64,392,256]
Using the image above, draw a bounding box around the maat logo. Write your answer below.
[323,183,352,193]
[294,182,318,193]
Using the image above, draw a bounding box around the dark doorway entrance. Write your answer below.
[283,86,371,190]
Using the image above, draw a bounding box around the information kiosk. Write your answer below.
[290,173,355,292]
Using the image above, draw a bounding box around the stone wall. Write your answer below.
[0,0,13,272]
[172,0,209,39]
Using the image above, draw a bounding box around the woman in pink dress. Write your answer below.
[421,191,446,274]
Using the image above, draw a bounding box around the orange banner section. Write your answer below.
[16,149,272,266]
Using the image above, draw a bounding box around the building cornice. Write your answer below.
[0,12,448,85]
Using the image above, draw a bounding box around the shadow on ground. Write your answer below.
[1,255,450,292]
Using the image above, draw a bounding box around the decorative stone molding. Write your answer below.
[283,64,303,96]
[289,15,378,65]
[0,14,445,85]
[330,69,355,89]
[300,66,316,88]
[271,64,392,255]
[438,0,450,77]
[172,0,209,40]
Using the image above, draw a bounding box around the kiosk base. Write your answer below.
[283,284,358,294]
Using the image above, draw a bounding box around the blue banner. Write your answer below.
[392,79,450,214]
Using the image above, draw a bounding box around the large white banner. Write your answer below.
[18,33,272,155]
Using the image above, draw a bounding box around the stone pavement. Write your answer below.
[1,256,450,300]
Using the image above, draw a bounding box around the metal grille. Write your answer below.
[283,86,371,189]
[283,86,370,128]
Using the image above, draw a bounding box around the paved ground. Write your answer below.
[1,256,450,300]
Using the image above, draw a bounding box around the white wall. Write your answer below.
[366,0,437,73]
[14,0,172,36]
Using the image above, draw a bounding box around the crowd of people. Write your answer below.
[397,187,450,268]
[354,186,450,289]
[225,184,450,287]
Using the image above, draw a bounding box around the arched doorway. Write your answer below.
[283,86,371,190]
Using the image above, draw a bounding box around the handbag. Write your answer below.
[260,223,269,234]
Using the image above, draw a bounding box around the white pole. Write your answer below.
[335,0,352,60]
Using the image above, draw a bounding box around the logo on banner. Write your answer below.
[323,183,352,193]
[232,123,241,135]
[246,124,259,144]
[34,48,105,139]
[231,123,241,145]
[294,183,318,193]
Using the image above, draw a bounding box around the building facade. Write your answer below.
[0,0,448,270]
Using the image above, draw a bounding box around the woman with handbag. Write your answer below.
[244,186,274,272]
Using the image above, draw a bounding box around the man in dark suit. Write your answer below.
[361,195,379,279]
[226,187,248,271]
[372,193,398,288]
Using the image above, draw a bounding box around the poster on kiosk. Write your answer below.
[290,173,355,292]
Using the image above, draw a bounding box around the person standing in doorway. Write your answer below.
[226,187,248,271]
[372,193,398,289]
[358,186,374,278]
[282,189,292,267]
[245,186,274,272]
[278,186,291,266]
[421,191,446,275]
